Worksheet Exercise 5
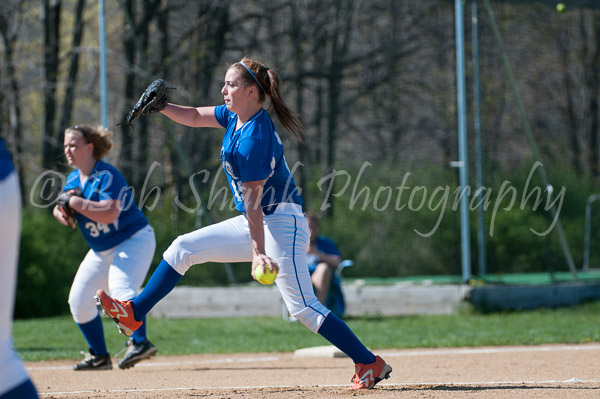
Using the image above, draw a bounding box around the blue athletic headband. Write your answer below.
[238,62,266,93]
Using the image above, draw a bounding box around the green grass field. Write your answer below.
[14,301,600,362]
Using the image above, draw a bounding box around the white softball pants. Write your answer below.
[0,172,33,395]
[163,204,331,333]
[68,225,156,324]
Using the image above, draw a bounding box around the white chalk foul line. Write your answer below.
[380,344,600,358]
[37,379,600,397]
[27,355,280,371]
[374,379,600,387]
[135,355,281,368]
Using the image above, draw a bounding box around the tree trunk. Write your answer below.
[59,0,86,135]
[42,0,61,174]
[0,0,26,202]
[289,4,308,210]
[39,0,62,206]
[120,0,136,184]
[119,0,162,188]
[323,0,353,217]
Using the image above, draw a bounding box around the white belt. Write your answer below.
[264,202,304,217]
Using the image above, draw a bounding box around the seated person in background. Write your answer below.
[306,212,342,305]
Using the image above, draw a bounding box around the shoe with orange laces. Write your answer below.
[346,355,392,390]
[94,289,142,337]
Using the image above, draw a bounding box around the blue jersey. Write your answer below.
[63,160,149,251]
[0,138,14,181]
[307,235,341,274]
[214,104,303,214]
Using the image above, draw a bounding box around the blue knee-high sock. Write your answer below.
[76,314,108,356]
[317,313,376,365]
[131,316,147,343]
[0,379,39,399]
[131,259,183,320]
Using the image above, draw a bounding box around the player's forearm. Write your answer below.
[160,104,220,128]
[329,254,342,268]
[242,180,267,256]
[69,197,120,224]
[246,206,266,256]
[320,253,342,268]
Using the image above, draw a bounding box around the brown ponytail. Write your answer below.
[66,125,113,159]
[234,57,304,142]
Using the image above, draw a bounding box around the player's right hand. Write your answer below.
[251,254,279,280]
[53,205,76,228]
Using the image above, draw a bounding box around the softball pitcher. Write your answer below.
[53,125,157,370]
[97,57,392,390]
[0,138,39,398]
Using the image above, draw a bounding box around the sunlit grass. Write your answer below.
[14,301,600,361]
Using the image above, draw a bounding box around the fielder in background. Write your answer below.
[53,125,157,370]
[97,57,392,390]
[0,138,39,398]
[305,212,342,306]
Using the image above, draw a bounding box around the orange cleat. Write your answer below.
[94,289,142,337]
[346,355,392,390]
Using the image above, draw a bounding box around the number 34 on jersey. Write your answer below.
[84,221,112,237]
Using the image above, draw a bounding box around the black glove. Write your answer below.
[56,187,83,229]
[126,79,169,126]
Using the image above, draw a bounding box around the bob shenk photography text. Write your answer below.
[31,160,564,238]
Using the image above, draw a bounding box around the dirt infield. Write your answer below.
[28,344,600,398]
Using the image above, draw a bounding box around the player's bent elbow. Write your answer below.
[95,199,120,223]
[91,206,119,224]
[103,209,120,224]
